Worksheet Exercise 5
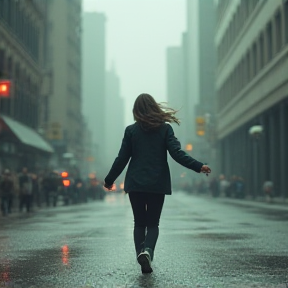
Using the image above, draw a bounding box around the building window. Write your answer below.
[0,49,5,78]
[252,42,257,76]
[285,0,288,44]
[266,22,273,62]
[259,33,264,69]
[275,11,282,53]
[247,52,251,82]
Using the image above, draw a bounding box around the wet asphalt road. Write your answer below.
[0,192,288,288]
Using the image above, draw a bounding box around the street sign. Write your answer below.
[47,122,63,140]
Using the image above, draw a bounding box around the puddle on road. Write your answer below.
[250,255,288,275]
[237,222,257,226]
[253,209,288,221]
[0,245,82,287]
[223,202,288,221]
[196,232,252,241]
[200,245,288,286]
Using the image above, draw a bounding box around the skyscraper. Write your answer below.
[82,12,106,172]
[105,65,125,170]
[46,0,83,168]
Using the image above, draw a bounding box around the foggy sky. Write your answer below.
[83,0,186,125]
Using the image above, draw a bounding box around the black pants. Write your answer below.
[1,196,10,216]
[128,192,165,260]
[19,194,32,212]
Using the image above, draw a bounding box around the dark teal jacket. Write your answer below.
[104,122,203,195]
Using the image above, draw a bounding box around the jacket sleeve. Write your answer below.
[104,127,132,185]
[166,124,203,173]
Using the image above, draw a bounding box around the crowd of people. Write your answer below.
[0,167,106,217]
[179,174,275,202]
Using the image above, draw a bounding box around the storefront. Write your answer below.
[0,115,54,172]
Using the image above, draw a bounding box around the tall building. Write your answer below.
[46,0,83,169]
[0,0,54,171]
[105,65,125,172]
[192,0,217,173]
[169,0,217,185]
[186,0,200,142]
[216,0,288,197]
[166,45,185,142]
[166,39,188,187]
[82,12,106,173]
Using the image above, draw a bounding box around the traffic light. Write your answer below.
[63,179,71,187]
[196,117,205,136]
[61,171,69,178]
[0,80,12,97]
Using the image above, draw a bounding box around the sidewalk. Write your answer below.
[218,196,288,211]
[0,202,50,225]
[0,207,38,224]
[180,189,288,211]
[206,192,288,211]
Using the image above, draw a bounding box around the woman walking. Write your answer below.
[104,93,211,274]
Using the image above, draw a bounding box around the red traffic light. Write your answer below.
[0,80,12,97]
[61,171,69,178]
[63,179,70,187]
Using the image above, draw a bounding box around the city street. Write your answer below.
[0,192,287,288]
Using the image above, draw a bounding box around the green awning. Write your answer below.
[1,115,54,153]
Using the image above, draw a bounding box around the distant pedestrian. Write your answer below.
[234,176,245,199]
[219,174,230,197]
[18,167,33,212]
[31,173,41,207]
[104,93,211,274]
[263,180,274,203]
[210,177,220,197]
[0,169,14,216]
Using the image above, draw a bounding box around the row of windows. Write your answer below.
[0,90,39,129]
[0,0,41,62]
[0,50,40,129]
[218,0,288,111]
[220,100,288,196]
[218,0,261,64]
[217,0,229,25]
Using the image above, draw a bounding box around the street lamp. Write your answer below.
[248,125,264,199]
[249,125,264,140]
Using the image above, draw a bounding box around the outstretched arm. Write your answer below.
[104,127,132,187]
[166,125,209,173]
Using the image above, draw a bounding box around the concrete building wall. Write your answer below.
[0,0,53,170]
[194,0,217,174]
[166,45,187,187]
[198,0,216,113]
[105,67,125,172]
[0,0,45,128]
[186,0,200,142]
[82,12,106,170]
[46,0,82,163]
[216,0,288,198]
[166,46,185,142]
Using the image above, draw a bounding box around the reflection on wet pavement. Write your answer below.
[0,193,287,288]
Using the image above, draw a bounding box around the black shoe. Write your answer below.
[144,247,154,261]
[137,251,153,274]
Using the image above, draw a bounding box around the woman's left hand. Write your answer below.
[104,182,113,191]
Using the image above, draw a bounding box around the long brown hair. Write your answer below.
[133,93,180,130]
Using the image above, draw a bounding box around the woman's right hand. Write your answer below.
[201,165,211,175]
